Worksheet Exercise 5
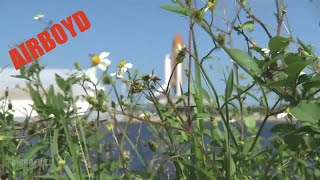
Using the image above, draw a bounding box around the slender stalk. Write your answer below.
[187,20,193,128]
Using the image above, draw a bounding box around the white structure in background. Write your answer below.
[84,68,105,96]
[175,62,183,96]
[0,69,91,121]
[2,34,184,120]
[157,33,184,98]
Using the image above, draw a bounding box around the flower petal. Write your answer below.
[299,71,306,76]
[261,48,270,55]
[116,74,124,79]
[120,67,127,74]
[125,63,133,69]
[276,112,288,119]
[100,59,111,67]
[97,64,107,71]
[85,67,98,84]
[85,67,96,76]
[110,72,117,77]
[99,52,110,59]
[34,14,44,20]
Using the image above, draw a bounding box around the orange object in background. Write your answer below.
[171,33,184,95]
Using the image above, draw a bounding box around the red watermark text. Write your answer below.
[9,10,91,70]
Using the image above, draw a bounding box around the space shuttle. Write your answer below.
[157,33,184,97]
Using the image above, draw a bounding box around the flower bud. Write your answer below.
[186,0,192,7]
[8,100,13,110]
[5,87,8,97]
[57,159,65,167]
[74,62,82,71]
[102,76,112,85]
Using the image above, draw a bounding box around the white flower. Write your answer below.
[261,48,270,55]
[276,108,295,119]
[118,60,133,73]
[34,14,44,20]
[85,67,98,84]
[175,43,186,53]
[90,51,111,71]
[84,67,105,96]
[276,112,288,119]
[138,113,146,119]
[111,60,133,79]
[230,118,237,123]
[299,71,306,76]
[110,71,124,79]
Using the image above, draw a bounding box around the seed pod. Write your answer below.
[5,87,8,97]
[74,62,81,71]
[186,0,192,7]
[8,100,13,110]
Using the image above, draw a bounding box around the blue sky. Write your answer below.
[1,0,320,79]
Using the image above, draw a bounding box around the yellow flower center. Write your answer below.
[91,54,100,66]
[285,108,290,113]
[118,60,127,68]
[208,2,215,9]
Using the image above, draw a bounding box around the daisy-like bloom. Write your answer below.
[261,48,270,55]
[90,51,111,72]
[111,60,133,79]
[276,108,295,119]
[118,60,133,73]
[83,51,111,95]
[34,14,45,20]
[110,71,124,79]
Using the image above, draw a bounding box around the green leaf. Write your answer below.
[199,86,211,103]
[234,84,259,102]
[55,74,66,91]
[240,0,246,7]
[28,84,45,108]
[241,20,254,32]
[196,113,211,121]
[228,49,262,77]
[267,78,291,89]
[46,85,55,106]
[283,53,305,65]
[160,5,188,16]
[244,115,256,131]
[225,70,234,99]
[64,164,77,180]
[285,61,309,81]
[271,124,296,133]
[230,155,236,178]
[303,80,320,91]
[268,36,290,55]
[297,38,314,56]
[201,56,213,63]
[290,100,320,125]
[23,142,47,160]
[128,170,151,179]
[262,54,284,70]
